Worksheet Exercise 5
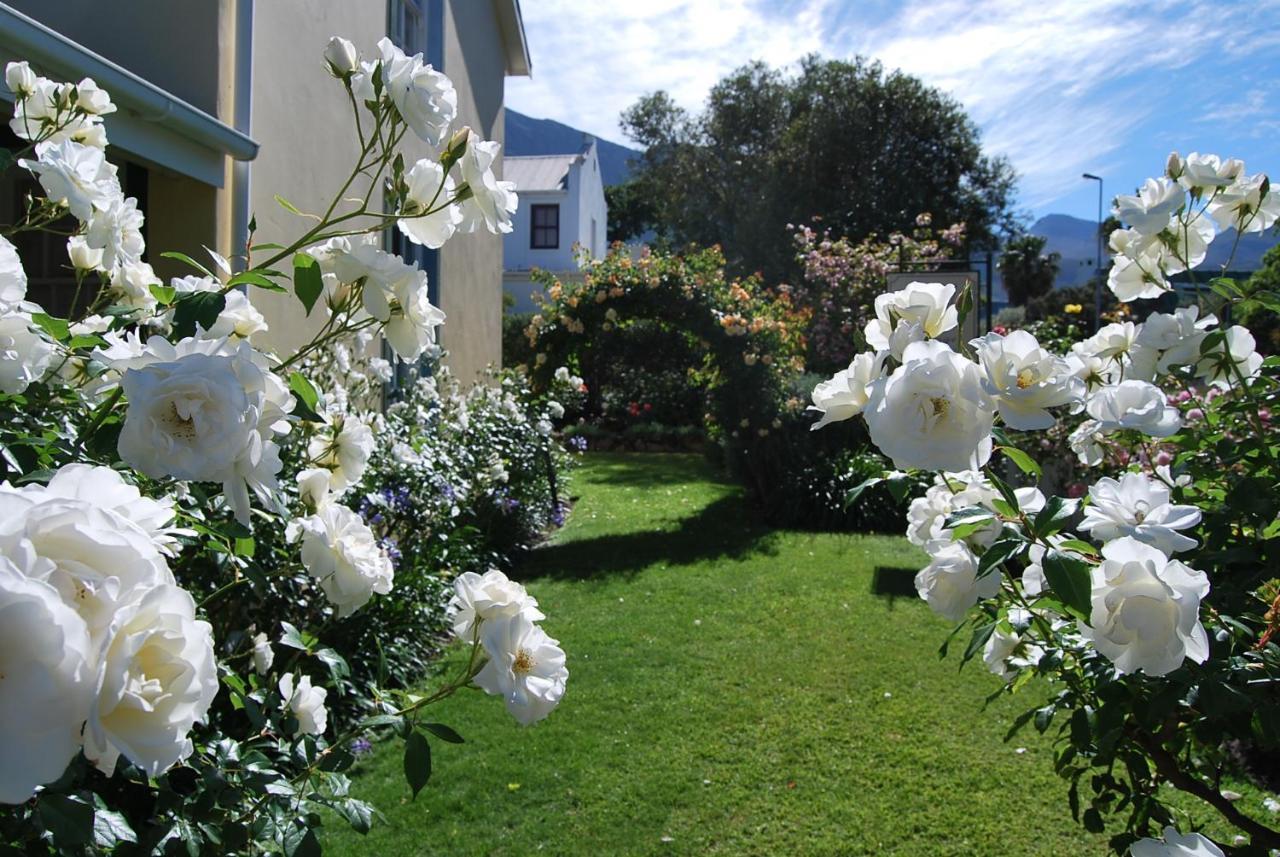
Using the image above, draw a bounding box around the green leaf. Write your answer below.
[942,506,995,529]
[38,794,94,847]
[280,621,312,652]
[228,270,287,292]
[843,476,882,509]
[1250,290,1280,313]
[1056,538,1099,557]
[404,730,432,799]
[1042,550,1093,617]
[288,372,324,422]
[1033,704,1056,733]
[334,798,375,834]
[360,713,406,731]
[961,620,997,665]
[1208,276,1244,300]
[1032,496,1075,539]
[985,468,1021,512]
[1001,446,1041,477]
[92,807,137,848]
[293,253,324,316]
[233,536,255,558]
[171,291,226,339]
[884,472,912,504]
[149,284,177,305]
[31,312,69,341]
[160,250,216,279]
[976,536,1024,579]
[423,722,465,744]
[275,194,306,216]
[315,647,351,682]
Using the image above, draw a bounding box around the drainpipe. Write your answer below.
[230,0,254,271]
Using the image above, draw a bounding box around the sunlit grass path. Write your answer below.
[325,452,1109,856]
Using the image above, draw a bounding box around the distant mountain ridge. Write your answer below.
[504,109,640,187]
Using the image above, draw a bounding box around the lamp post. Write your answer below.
[1082,173,1103,330]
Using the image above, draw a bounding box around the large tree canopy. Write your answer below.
[619,56,1018,282]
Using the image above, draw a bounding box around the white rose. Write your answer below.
[0,557,94,804]
[39,463,183,556]
[19,139,119,222]
[864,340,994,472]
[398,158,462,248]
[448,568,545,641]
[296,467,334,511]
[324,36,360,77]
[547,400,565,420]
[66,235,104,272]
[914,540,1000,621]
[252,631,275,675]
[377,37,457,146]
[971,330,1081,430]
[4,60,37,98]
[473,613,568,726]
[1085,381,1181,437]
[455,128,518,235]
[865,281,958,358]
[1113,176,1184,235]
[1080,537,1209,676]
[1132,306,1216,377]
[1178,152,1243,192]
[0,235,27,311]
[1080,472,1201,556]
[0,311,57,394]
[85,194,145,271]
[1069,418,1109,466]
[384,267,446,361]
[279,673,328,735]
[205,289,269,341]
[288,503,394,617]
[116,337,292,525]
[809,350,886,430]
[1130,826,1225,857]
[84,583,218,776]
[1194,325,1262,389]
[1208,172,1280,234]
[109,261,160,311]
[906,471,1000,549]
[1107,249,1169,302]
[1076,321,1139,365]
[308,415,375,493]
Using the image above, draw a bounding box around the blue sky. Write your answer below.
[507,0,1280,224]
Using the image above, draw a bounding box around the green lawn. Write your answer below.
[322,453,1236,856]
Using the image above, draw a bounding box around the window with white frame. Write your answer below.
[389,0,424,55]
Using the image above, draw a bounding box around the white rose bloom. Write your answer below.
[66,236,104,272]
[0,556,94,805]
[0,311,57,394]
[972,330,1081,430]
[39,463,184,556]
[85,194,146,271]
[1081,472,1201,556]
[252,631,275,675]
[547,400,565,420]
[324,241,413,322]
[1077,321,1139,365]
[108,261,160,311]
[19,139,119,222]
[1063,350,1121,394]
[4,60,37,98]
[864,340,994,472]
[1080,537,1209,676]
[377,37,457,146]
[809,350,886,430]
[1132,306,1217,377]
[1163,211,1215,274]
[116,337,293,525]
[455,129,518,235]
[554,366,571,383]
[1194,325,1262,389]
[1178,152,1243,192]
[1208,172,1280,234]
[398,158,462,248]
[982,611,1044,682]
[171,274,220,294]
[864,282,958,358]
[1069,418,1109,466]
[1113,177,1184,235]
[384,267,446,361]
[914,540,1000,622]
[308,415,375,493]
[448,568,546,641]
[84,583,218,776]
[288,503,394,617]
[73,77,115,116]
[0,235,27,311]
[1107,249,1170,302]
[1130,827,1224,856]
[473,613,568,726]
[296,467,334,512]
[1085,381,1181,437]
[906,471,1003,549]
[369,357,395,384]
[324,36,360,76]
[279,673,328,735]
[205,289,269,342]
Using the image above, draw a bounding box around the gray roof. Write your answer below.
[504,154,578,192]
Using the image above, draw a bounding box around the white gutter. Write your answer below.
[229,0,253,270]
[0,2,258,182]
[494,0,532,77]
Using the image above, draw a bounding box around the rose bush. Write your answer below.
[813,153,1280,853]
[0,41,569,855]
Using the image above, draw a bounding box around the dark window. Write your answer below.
[389,0,425,54]
[531,204,559,249]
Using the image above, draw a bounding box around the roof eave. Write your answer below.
[494,0,531,77]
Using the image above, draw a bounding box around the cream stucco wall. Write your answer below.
[437,0,508,381]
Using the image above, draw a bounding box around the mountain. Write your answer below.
[504,109,641,186]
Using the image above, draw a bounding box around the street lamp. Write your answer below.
[1082,173,1103,330]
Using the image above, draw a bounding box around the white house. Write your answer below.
[503,136,607,312]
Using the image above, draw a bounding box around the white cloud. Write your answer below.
[509,0,1280,211]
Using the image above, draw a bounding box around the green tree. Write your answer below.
[604,179,658,243]
[620,56,1018,282]
[998,233,1060,306]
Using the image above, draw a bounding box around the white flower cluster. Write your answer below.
[1109,152,1277,301]
[448,569,567,725]
[0,465,216,803]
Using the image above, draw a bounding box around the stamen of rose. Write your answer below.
[512,647,535,676]
[1016,368,1036,389]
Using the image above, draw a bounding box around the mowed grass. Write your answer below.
[324,453,1119,856]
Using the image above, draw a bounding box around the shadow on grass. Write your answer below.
[517,493,779,582]
[870,565,920,605]
[569,452,710,489]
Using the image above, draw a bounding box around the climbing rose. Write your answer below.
[971,330,1081,430]
[1129,826,1225,857]
[377,37,456,146]
[809,351,886,430]
[448,568,545,641]
[0,311,56,394]
[473,613,568,726]
[1079,472,1201,556]
[288,503,394,617]
[914,540,1000,622]
[398,158,462,248]
[1085,381,1181,437]
[279,673,328,736]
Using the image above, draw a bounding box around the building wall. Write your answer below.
[575,144,607,258]
[247,0,385,355]
[436,0,508,379]
[504,187,570,273]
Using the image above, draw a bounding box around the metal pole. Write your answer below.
[1082,173,1104,330]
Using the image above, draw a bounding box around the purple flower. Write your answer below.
[350,737,373,756]
[568,435,588,452]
